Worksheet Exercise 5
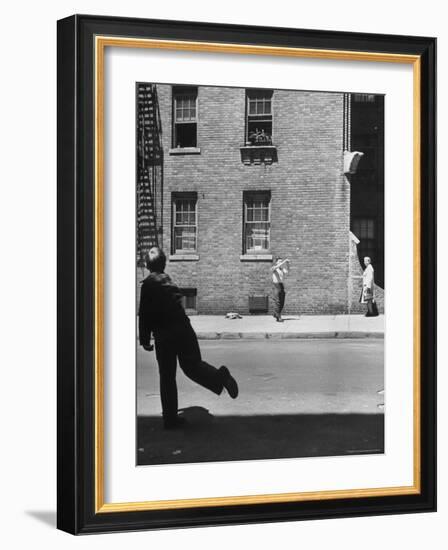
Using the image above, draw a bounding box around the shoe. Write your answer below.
[163,416,187,430]
[276,317,284,322]
[219,366,239,399]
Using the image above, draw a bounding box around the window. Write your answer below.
[172,193,197,253]
[352,218,376,264]
[173,86,198,148]
[353,93,376,103]
[246,89,273,145]
[243,192,270,253]
[180,288,197,311]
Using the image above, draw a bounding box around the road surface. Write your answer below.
[137,339,384,465]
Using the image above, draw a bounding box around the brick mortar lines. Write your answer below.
[152,85,352,315]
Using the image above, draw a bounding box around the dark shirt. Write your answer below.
[138,272,188,345]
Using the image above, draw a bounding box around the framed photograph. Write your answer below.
[57,14,436,534]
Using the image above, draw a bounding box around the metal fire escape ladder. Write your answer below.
[136,83,164,266]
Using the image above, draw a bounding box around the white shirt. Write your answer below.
[272,264,288,283]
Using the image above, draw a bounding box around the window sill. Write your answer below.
[169,147,201,155]
[240,254,273,261]
[169,254,199,261]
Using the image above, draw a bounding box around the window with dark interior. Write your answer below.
[173,86,198,148]
[180,288,197,311]
[243,191,271,253]
[246,89,273,145]
[352,217,377,265]
[353,93,376,103]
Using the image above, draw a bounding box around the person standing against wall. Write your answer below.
[271,257,290,322]
[360,256,377,317]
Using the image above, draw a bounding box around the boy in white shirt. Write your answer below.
[271,257,290,322]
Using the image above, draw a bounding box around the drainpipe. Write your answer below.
[348,231,352,317]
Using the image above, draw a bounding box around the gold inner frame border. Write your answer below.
[94,35,421,514]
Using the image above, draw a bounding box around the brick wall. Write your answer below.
[149,84,350,315]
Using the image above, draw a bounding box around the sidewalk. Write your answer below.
[190,314,384,339]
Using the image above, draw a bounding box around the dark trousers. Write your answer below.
[154,322,223,423]
[272,282,286,318]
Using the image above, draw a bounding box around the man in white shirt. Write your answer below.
[271,257,289,322]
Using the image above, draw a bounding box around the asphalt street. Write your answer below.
[137,339,384,465]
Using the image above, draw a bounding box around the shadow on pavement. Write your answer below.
[137,406,384,466]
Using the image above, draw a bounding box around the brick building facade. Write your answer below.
[137,83,380,315]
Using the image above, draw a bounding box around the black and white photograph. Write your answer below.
[0,0,441,542]
[135,82,385,466]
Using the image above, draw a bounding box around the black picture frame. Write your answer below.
[57,14,436,534]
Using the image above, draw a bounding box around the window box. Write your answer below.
[240,145,277,165]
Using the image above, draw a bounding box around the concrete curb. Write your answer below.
[195,331,384,340]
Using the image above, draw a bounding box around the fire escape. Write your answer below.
[136,83,164,267]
